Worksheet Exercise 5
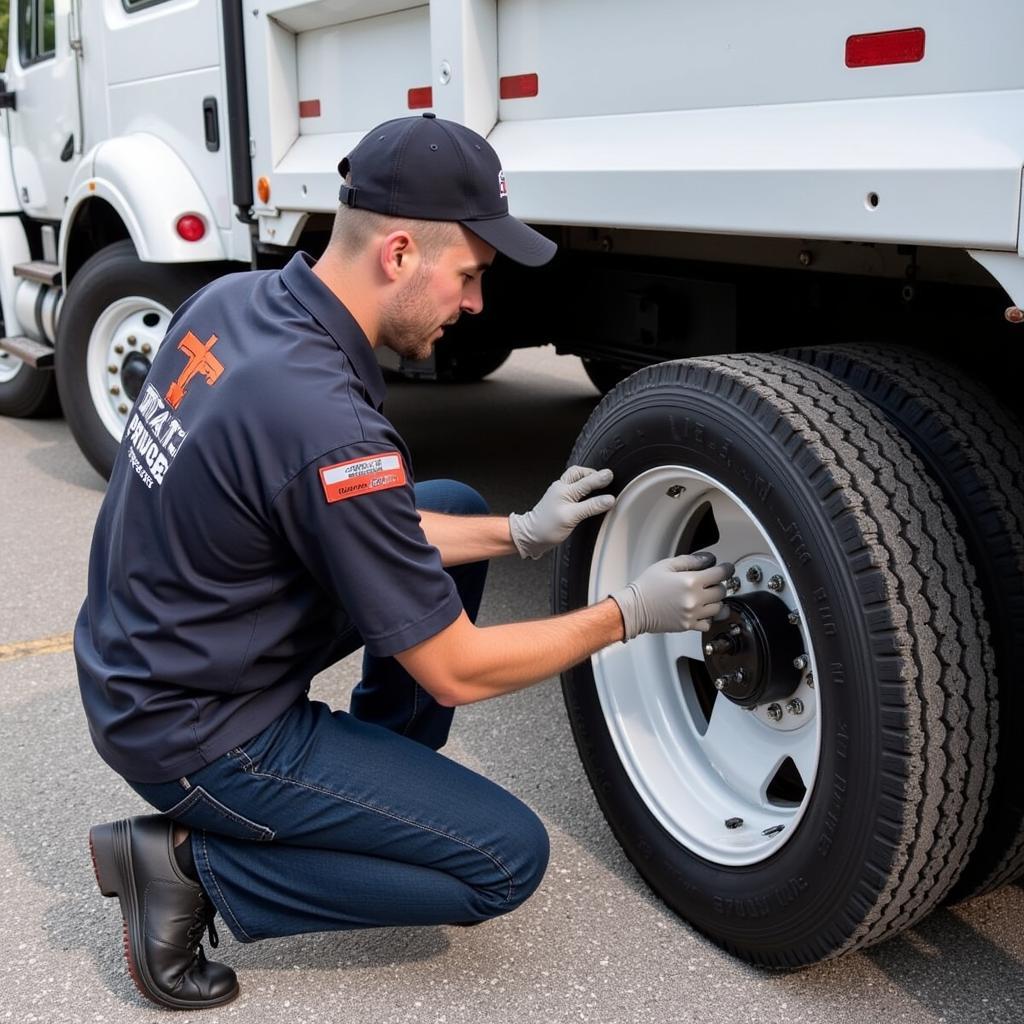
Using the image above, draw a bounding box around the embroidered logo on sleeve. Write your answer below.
[319,452,407,503]
[165,331,224,410]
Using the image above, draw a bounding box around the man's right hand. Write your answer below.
[610,551,733,640]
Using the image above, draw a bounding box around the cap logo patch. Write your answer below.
[498,169,508,200]
[320,452,407,503]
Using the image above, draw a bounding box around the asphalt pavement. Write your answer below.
[2,346,1022,1024]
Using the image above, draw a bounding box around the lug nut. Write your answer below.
[793,654,808,671]
[110,386,120,395]
[725,576,741,593]
[666,485,684,498]
[118,404,128,414]
[787,610,800,626]
[114,345,124,355]
[141,343,152,354]
[746,565,763,583]
[806,674,814,689]
[786,698,805,715]
[767,575,785,593]
[107,364,118,374]
[766,703,783,722]
[729,624,742,637]
[725,817,743,830]
[706,635,732,655]
[714,677,726,691]
[127,335,137,346]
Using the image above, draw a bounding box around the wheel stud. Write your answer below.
[746,565,762,583]
[793,654,808,670]
[766,703,783,722]
[705,635,732,656]
[786,698,805,715]
[666,485,684,498]
[716,670,744,691]
[767,574,785,592]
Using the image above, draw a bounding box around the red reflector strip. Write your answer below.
[500,73,539,100]
[298,99,321,118]
[408,86,433,109]
[846,27,925,68]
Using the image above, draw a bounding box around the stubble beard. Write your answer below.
[378,267,455,362]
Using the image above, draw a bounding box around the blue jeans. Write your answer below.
[126,480,550,941]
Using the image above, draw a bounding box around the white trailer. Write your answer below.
[2,0,1022,966]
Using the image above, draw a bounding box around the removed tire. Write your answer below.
[553,354,994,966]
[55,241,217,479]
[0,350,59,418]
[785,344,1022,900]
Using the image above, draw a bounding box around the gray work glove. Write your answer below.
[610,551,734,639]
[509,466,615,559]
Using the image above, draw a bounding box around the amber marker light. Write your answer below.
[257,176,271,204]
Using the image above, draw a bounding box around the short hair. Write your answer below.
[328,204,461,265]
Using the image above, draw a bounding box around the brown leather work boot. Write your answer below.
[89,815,239,1010]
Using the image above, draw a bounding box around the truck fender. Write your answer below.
[0,113,31,337]
[61,134,226,273]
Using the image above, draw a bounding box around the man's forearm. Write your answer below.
[397,599,627,707]
[446,599,626,704]
[418,509,518,565]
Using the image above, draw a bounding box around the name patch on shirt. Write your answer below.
[319,452,407,503]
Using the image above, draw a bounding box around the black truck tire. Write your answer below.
[55,241,217,480]
[785,344,1024,900]
[0,355,60,418]
[552,354,993,966]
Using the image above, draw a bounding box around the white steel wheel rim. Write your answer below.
[86,296,173,441]
[588,465,821,866]
[0,350,24,384]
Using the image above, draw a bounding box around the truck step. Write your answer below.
[13,261,62,287]
[0,335,55,369]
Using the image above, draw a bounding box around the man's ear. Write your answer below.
[380,231,416,282]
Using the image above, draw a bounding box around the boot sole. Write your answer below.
[89,821,239,1011]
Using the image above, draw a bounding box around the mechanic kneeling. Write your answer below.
[74,115,733,1011]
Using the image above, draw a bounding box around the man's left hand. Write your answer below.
[509,466,615,559]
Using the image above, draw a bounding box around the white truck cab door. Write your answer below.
[4,0,82,222]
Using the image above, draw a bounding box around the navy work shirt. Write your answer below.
[75,254,462,783]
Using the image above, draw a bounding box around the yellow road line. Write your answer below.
[0,632,75,663]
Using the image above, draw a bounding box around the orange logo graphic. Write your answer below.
[164,331,224,409]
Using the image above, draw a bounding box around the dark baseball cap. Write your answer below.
[337,114,556,267]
